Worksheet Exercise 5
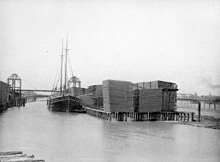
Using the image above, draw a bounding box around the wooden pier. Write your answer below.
[83,106,112,121]
[0,151,45,162]
[83,106,195,122]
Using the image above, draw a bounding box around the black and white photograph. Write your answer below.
[0,0,220,161]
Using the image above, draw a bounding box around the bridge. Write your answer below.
[5,73,220,104]
[21,89,59,93]
[177,93,220,103]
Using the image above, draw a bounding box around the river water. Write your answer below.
[0,101,220,162]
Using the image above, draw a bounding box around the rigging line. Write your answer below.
[51,62,61,94]
[55,72,60,91]
[51,72,60,96]
[22,79,38,90]
[52,61,61,89]
[68,54,74,78]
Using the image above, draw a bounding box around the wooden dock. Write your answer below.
[0,151,45,162]
[83,106,195,122]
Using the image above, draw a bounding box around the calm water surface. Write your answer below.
[0,101,220,162]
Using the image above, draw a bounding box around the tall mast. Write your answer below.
[60,38,64,95]
[64,34,68,91]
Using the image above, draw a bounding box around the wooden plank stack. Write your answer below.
[103,80,133,112]
[95,97,103,107]
[136,80,177,90]
[138,89,163,112]
[0,81,10,112]
[0,151,45,162]
[79,95,96,107]
[162,90,177,111]
[80,85,104,108]
[135,80,178,112]
[86,85,103,97]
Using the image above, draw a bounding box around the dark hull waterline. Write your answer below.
[48,95,84,112]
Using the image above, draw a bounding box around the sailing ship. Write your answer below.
[48,36,84,112]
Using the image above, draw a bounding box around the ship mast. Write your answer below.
[64,34,69,92]
[60,39,64,95]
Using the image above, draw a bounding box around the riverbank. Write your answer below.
[169,114,220,130]
[183,115,220,129]
[176,106,220,129]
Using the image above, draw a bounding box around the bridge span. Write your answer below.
[21,89,59,93]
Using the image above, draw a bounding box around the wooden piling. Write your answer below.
[191,112,195,122]
[198,102,201,122]
[187,113,189,121]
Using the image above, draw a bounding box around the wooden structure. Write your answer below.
[0,81,10,111]
[0,151,44,162]
[68,76,82,96]
[82,79,196,122]
[7,74,26,107]
[83,106,195,122]
[134,80,178,112]
[83,106,112,121]
[103,80,133,112]
[7,74,22,99]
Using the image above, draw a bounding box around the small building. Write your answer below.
[0,81,10,111]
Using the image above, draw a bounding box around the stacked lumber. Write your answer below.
[0,151,44,162]
[86,85,103,97]
[103,80,133,112]
[95,97,103,107]
[162,90,177,111]
[138,89,163,112]
[136,82,151,89]
[79,95,96,107]
[94,85,103,97]
[133,89,139,112]
[136,80,177,90]
[81,85,103,108]
[0,81,10,102]
[134,80,178,112]
[150,80,177,89]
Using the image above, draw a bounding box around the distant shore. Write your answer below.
[176,106,220,129]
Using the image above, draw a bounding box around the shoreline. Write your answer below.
[170,115,220,130]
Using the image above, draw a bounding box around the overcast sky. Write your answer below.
[0,0,219,95]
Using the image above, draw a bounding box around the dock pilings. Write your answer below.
[83,106,195,122]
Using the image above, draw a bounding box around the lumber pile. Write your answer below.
[0,151,44,162]
[136,80,177,90]
[86,85,103,97]
[79,85,104,108]
[95,97,103,107]
[135,80,178,112]
[162,90,177,111]
[79,95,96,107]
[0,81,10,112]
[138,89,163,112]
[103,80,133,112]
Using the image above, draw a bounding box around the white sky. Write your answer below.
[0,0,220,95]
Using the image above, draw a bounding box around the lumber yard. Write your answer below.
[80,79,194,122]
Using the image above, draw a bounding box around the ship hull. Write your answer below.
[48,95,83,112]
